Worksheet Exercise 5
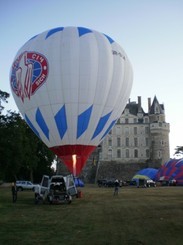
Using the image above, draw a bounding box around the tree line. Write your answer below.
[0,90,55,183]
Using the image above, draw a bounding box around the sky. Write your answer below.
[1,0,183,158]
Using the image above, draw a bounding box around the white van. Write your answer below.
[34,174,77,204]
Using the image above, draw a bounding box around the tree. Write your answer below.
[0,90,9,113]
[0,111,24,180]
[0,110,55,182]
[0,90,55,182]
[19,122,55,182]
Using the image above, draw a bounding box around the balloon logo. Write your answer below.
[10,26,133,176]
[11,51,48,102]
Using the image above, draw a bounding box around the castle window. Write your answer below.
[134,118,137,123]
[134,149,138,158]
[126,149,129,158]
[140,126,144,134]
[117,149,121,158]
[125,127,129,135]
[108,138,112,146]
[158,151,162,159]
[134,138,138,147]
[146,138,149,146]
[134,127,137,135]
[125,118,129,124]
[145,127,149,134]
[146,149,149,157]
[144,117,149,123]
[116,126,121,135]
[117,137,121,146]
[126,138,129,147]
[155,105,159,114]
[108,149,112,160]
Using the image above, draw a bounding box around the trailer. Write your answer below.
[34,174,78,204]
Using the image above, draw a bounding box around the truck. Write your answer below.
[34,174,78,204]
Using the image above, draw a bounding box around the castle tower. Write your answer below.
[148,96,170,165]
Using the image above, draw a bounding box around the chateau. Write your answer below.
[100,96,170,167]
[58,96,170,181]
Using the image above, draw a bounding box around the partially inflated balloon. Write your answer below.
[10,26,133,175]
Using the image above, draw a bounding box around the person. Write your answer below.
[113,179,119,196]
[11,182,17,203]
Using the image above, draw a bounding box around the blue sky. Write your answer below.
[1,0,183,157]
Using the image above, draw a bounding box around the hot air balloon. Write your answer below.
[10,26,133,176]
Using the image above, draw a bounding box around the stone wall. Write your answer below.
[80,160,151,183]
[56,159,160,184]
[96,161,148,181]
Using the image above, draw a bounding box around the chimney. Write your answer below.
[148,98,151,113]
[138,96,141,112]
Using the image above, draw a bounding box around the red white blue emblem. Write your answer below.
[10,51,48,102]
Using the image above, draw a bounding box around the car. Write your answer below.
[16,180,38,191]
[146,179,156,187]
[105,179,116,187]
[169,179,177,186]
[97,179,108,187]
[97,179,116,187]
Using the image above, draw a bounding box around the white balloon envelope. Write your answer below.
[10,26,133,175]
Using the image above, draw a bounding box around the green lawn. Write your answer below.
[0,185,183,245]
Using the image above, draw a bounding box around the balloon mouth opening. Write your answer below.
[50,145,96,175]
[72,154,77,176]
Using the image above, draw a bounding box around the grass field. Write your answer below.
[0,185,183,245]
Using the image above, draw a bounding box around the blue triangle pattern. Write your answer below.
[77,105,93,138]
[92,111,112,140]
[45,27,64,39]
[54,105,67,139]
[78,27,92,37]
[103,34,114,44]
[36,108,49,140]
